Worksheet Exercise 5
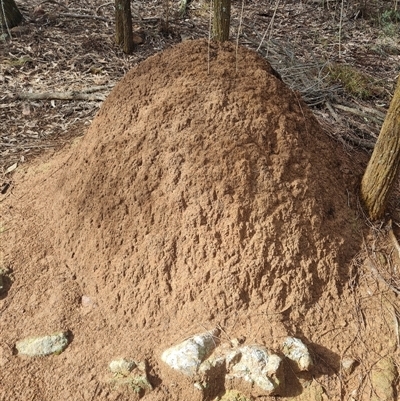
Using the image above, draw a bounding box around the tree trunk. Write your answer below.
[115,0,134,54]
[213,0,231,41]
[0,0,23,29]
[361,76,400,220]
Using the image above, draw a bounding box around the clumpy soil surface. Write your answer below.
[1,39,399,400]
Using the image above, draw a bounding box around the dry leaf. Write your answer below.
[5,163,17,174]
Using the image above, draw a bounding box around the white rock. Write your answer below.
[16,332,69,357]
[193,382,204,391]
[225,348,241,368]
[282,337,313,372]
[341,357,357,375]
[228,345,283,394]
[109,358,136,375]
[161,328,220,377]
[81,295,95,307]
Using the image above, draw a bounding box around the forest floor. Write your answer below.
[1,1,400,401]
[1,0,400,172]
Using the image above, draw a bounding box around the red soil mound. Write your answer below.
[1,40,373,400]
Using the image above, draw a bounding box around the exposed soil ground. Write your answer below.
[1,1,400,401]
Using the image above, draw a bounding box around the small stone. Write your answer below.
[282,337,313,372]
[161,328,220,377]
[341,357,357,375]
[225,349,241,368]
[16,332,69,356]
[198,354,226,375]
[371,357,397,401]
[81,295,94,307]
[227,345,284,395]
[109,359,153,395]
[109,358,136,375]
[193,382,204,391]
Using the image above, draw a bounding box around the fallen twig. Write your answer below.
[17,91,106,101]
[0,143,57,150]
[78,85,114,94]
[343,133,375,150]
[325,101,340,121]
[333,104,384,125]
[59,12,109,22]
[141,16,161,23]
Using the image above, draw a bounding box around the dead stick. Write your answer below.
[325,101,340,121]
[17,92,105,101]
[79,85,113,93]
[59,12,109,22]
[333,103,384,124]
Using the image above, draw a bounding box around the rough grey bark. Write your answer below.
[213,0,231,41]
[361,76,400,220]
[0,0,23,29]
[115,0,134,54]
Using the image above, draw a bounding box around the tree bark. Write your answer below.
[213,0,231,41]
[115,0,134,54]
[361,76,400,220]
[0,0,23,29]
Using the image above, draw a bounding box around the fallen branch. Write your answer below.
[17,91,106,101]
[356,103,386,120]
[325,101,340,121]
[0,143,57,149]
[141,16,161,23]
[77,85,113,94]
[59,12,109,22]
[343,131,375,149]
[333,104,384,125]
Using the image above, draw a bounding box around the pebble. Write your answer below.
[108,358,153,395]
[161,328,220,377]
[282,337,313,372]
[109,358,136,375]
[371,357,397,401]
[227,345,284,395]
[16,332,69,357]
[341,357,357,375]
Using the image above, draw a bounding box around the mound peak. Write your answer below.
[50,39,362,323]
